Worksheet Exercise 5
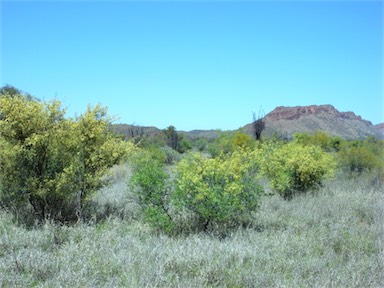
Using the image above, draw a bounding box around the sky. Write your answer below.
[1,0,383,131]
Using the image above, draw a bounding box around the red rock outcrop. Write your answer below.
[242,104,382,140]
[265,105,372,126]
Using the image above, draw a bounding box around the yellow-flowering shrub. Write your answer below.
[208,131,255,157]
[174,150,262,231]
[259,142,336,199]
[0,94,130,222]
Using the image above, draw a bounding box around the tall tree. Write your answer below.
[163,125,179,151]
[0,84,35,100]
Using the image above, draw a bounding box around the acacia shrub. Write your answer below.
[0,94,129,222]
[259,141,336,199]
[174,150,262,232]
[293,131,343,152]
[208,131,255,157]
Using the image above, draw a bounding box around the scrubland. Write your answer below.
[1,164,383,287]
[1,93,383,287]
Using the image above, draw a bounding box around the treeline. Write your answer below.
[1,86,383,234]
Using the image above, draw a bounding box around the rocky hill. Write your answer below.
[244,105,383,140]
[374,123,384,135]
[113,105,383,141]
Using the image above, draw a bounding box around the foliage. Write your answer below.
[0,175,382,287]
[174,150,263,231]
[208,131,255,157]
[163,125,179,151]
[0,84,35,100]
[160,146,182,164]
[293,131,343,152]
[190,137,210,152]
[74,106,131,210]
[162,125,191,153]
[252,110,265,140]
[0,94,129,222]
[129,149,174,233]
[337,138,384,175]
[259,141,336,199]
[137,133,167,149]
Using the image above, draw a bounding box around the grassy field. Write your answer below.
[0,163,383,287]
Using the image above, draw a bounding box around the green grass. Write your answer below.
[0,165,383,287]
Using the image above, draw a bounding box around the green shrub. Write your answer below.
[293,131,343,152]
[0,94,129,222]
[337,138,383,177]
[208,131,255,157]
[338,145,376,175]
[129,149,174,233]
[160,146,182,165]
[260,142,336,199]
[174,150,262,231]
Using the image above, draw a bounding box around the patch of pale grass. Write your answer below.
[0,175,382,287]
[88,163,141,222]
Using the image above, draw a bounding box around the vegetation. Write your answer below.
[338,137,384,176]
[1,86,383,286]
[208,131,255,157]
[0,170,382,287]
[0,92,129,223]
[174,151,262,232]
[259,141,337,199]
[251,110,265,140]
[129,148,174,233]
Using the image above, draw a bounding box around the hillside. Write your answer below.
[374,123,384,135]
[112,124,161,139]
[113,105,383,141]
[244,105,383,140]
[112,124,223,141]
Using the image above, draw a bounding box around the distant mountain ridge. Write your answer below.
[244,104,383,140]
[112,124,161,139]
[113,105,383,141]
[374,123,384,135]
[265,105,372,125]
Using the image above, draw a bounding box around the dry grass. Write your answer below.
[0,165,383,287]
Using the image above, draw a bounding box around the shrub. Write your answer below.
[260,142,336,199]
[338,145,376,175]
[337,138,383,176]
[129,149,174,233]
[208,131,255,157]
[293,131,343,152]
[174,150,262,231]
[160,146,182,165]
[0,94,129,222]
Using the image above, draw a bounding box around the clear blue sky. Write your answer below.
[1,1,382,131]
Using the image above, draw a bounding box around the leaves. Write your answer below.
[0,94,130,222]
[174,151,263,229]
[259,142,336,199]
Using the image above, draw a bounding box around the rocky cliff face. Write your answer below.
[245,105,382,140]
[374,123,384,134]
[266,105,372,125]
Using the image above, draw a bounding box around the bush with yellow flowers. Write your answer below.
[174,150,262,231]
[259,141,336,199]
[0,93,130,223]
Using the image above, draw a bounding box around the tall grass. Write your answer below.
[0,165,383,287]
